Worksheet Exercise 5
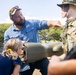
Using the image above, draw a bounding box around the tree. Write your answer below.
[38,27,62,42]
[0,23,11,47]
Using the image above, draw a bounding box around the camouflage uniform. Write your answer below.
[57,0,76,54]
[61,19,76,53]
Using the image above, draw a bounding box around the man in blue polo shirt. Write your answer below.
[4,6,61,75]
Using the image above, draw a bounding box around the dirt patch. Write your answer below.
[33,69,41,75]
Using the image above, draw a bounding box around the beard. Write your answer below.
[14,19,25,26]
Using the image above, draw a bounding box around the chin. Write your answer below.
[62,15,67,18]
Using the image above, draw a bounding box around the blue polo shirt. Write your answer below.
[4,19,49,44]
[0,54,22,75]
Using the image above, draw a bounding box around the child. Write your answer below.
[0,38,23,75]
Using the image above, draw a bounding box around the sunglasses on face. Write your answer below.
[61,4,69,8]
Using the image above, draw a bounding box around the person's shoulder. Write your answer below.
[13,57,22,66]
[72,20,76,27]
[4,26,12,33]
[68,18,76,27]
[26,19,40,23]
[4,26,12,34]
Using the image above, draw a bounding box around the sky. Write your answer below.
[0,0,66,24]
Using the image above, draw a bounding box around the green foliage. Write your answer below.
[0,23,11,47]
[38,27,63,41]
[0,23,63,47]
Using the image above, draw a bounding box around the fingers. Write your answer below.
[47,20,62,28]
[54,20,62,28]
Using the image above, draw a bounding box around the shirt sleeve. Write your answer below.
[4,31,10,46]
[13,57,22,66]
[33,19,49,30]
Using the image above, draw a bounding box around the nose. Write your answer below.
[19,15,24,20]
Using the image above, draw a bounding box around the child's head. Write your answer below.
[5,38,23,52]
[3,38,23,59]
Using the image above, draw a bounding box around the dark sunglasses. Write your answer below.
[61,4,69,8]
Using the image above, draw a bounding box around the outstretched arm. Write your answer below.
[48,59,76,75]
[47,20,62,28]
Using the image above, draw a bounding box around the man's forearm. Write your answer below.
[48,59,76,75]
